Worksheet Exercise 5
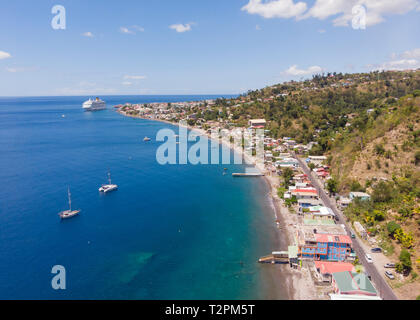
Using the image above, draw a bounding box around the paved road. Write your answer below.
[294,155,398,300]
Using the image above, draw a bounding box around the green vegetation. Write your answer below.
[396,249,412,275]
[387,221,401,236]
[285,196,297,208]
[277,187,287,199]
[203,70,419,283]
[327,178,338,194]
[282,168,294,188]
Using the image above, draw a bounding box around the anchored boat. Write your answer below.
[99,172,118,193]
[58,187,80,219]
[82,97,106,111]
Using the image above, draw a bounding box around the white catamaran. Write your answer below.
[58,187,80,219]
[99,172,118,193]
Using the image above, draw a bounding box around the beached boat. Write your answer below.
[99,172,118,193]
[58,187,80,219]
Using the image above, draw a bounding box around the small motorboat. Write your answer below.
[143,137,151,142]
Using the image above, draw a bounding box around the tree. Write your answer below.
[387,221,401,237]
[397,249,412,275]
[374,144,385,156]
[308,163,315,171]
[394,229,414,248]
[350,180,365,192]
[372,181,394,203]
[282,168,294,188]
[415,151,420,166]
[285,196,297,207]
[372,210,385,221]
[327,178,338,194]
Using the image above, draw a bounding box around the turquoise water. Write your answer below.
[0,96,288,299]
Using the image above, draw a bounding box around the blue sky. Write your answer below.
[0,0,419,96]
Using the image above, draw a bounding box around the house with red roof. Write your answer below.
[315,261,355,283]
[298,228,353,262]
[291,188,319,200]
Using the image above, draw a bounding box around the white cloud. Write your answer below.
[120,25,144,35]
[241,0,307,19]
[82,32,94,38]
[242,0,420,27]
[124,75,147,80]
[122,81,132,86]
[0,51,12,60]
[120,27,134,34]
[318,29,326,33]
[169,23,193,33]
[306,0,420,27]
[400,48,420,59]
[283,65,323,76]
[373,48,420,71]
[6,66,38,73]
[57,86,117,95]
[132,25,145,32]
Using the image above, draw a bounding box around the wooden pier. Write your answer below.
[258,251,289,264]
[258,246,299,267]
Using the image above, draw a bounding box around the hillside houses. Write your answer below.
[307,156,327,167]
[349,192,371,201]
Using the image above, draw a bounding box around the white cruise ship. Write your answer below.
[82,97,106,111]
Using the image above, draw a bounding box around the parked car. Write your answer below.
[371,247,382,253]
[384,263,396,268]
[385,271,395,280]
[365,253,373,263]
[364,272,372,281]
[350,232,356,239]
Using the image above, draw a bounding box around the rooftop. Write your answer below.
[332,271,377,296]
[292,189,318,194]
[304,218,336,226]
[298,225,347,243]
[315,234,352,244]
[298,199,322,206]
[349,192,371,198]
[315,261,355,275]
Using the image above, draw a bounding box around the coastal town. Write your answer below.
[115,69,420,300]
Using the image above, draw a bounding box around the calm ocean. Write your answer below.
[0,95,289,299]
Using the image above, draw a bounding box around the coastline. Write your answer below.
[117,109,318,300]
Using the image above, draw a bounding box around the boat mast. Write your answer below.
[68,187,72,211]
[108,172,112,185]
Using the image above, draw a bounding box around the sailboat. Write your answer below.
[58,187,80,219]
[99,171,118,193]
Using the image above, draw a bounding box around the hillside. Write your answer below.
[210,69,420,298]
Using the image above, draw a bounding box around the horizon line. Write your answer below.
[0,93,241,99]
